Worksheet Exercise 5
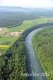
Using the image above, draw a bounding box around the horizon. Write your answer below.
[0,6,53,10]
[0,0,53,9]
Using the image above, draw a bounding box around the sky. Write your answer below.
[0,0,53,8]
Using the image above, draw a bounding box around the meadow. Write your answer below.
[0,17,47,54]
[33,27,53,80]
[7,17,47,32]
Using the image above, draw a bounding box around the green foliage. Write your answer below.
[33,27,53,80]
[8,17,47,32]
[0,18,49,80]
[0,17,47,54]
[0,36,27,80]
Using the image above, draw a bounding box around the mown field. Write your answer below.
[33,27,53,80]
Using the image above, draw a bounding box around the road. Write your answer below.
[25,28,46,80]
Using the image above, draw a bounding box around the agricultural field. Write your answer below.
[0,17,47,55]
[0,27,19,54]
[7,17,47,32]
[33,27,53,80]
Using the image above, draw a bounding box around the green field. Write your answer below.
[7,17,47,32]
[0,17,47,54]
[0,36,18,54]
[33,27,53,80]
[0,36,17,43]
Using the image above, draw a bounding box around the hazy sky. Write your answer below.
[0,0,53,8]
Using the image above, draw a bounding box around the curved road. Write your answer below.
[25,28,46,80]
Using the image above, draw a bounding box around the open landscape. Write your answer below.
[0,17,47,55]
[0,6,53,80]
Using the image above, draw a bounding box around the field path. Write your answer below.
[25,28,46,80]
